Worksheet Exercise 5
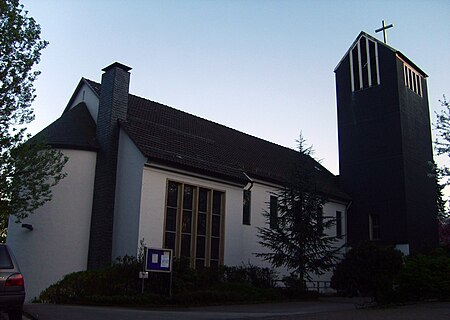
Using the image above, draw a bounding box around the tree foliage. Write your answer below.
[439,220,450,248]
[433,95,450,244]
[331,241,404,302]
[434,95,450,184]
[256,134,342,281]
[435,95,450,149]
[396,248,450,302]
[0,0,68,237]
[428,161,448,222]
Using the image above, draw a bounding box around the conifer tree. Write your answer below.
[256,134,341,283]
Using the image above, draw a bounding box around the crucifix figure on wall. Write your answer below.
[375,20,394,44]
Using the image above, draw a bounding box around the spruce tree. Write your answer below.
[256,134,341,282]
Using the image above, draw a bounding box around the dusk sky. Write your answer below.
[22,0,450,175]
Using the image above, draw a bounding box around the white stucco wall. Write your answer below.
[308,200,348,289]
[225,182,278,268]
[137,167,347,283]
[137,166,245,254]
[6,149,97,301]
[112,129,147,259]
[67,82,99,122]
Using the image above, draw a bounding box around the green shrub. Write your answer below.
[38,255,142,303]
[281,273,308,297]
[331,241,403,302]
[223,263,278,289]
[171,258,224,293]
[396,248,450,302]
[38,256,280,306]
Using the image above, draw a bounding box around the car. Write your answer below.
[0,244,25,320]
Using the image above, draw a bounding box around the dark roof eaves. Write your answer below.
[146,156,249,185]
[47,143,99,152]
[395,51,428,77]
[35,102,99,151]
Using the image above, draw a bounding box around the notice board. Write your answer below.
[144,247,173,273]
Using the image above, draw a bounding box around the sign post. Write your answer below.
[143,247,173,296]
[139,271,148,294]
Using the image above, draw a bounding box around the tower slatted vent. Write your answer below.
[350,36,380,92]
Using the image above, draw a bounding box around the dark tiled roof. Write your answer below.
[35,102,99,151]
[52,79,349,201]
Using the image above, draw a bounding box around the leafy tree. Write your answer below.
[428,161,448,221]
[396,248,450,302]
[0,0,68,241]
[256,134,342,283]
[433,95,450,244]
[331,241,403,302]
[439,219,450,248]
[434,95,450,185]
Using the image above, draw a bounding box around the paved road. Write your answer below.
[22,298,360,320]
[262,302,450,320]
[22,299,450,320]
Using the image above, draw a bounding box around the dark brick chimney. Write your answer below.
[87,62,132,269]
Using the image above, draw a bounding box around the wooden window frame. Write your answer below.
[163,180,225,268]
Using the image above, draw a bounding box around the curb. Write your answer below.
[22,310,38,320]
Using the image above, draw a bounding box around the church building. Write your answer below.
[7,31,438,300]
[335,32,438,254]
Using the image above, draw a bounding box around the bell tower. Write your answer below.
[335,32,438,253]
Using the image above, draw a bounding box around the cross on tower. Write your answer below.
[375,20,394,44]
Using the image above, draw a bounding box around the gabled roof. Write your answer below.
[35,102,99,151]
[42,78,350,201]
[334,31,428,77]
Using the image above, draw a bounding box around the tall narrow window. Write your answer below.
[403,62,423,97]
[336,211,342,238]
[243,190,251,225]
[350,35,380,92]
[210,191,224,267]
[369,214,380,240]
[164,181,224,268]
[317,210,324,235]
[181,185,194,258]
[164,181,179,252]
[196,188,209,268]
[269,195,278,229]
[360,37,369,89]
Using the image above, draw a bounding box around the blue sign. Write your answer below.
[145,247,172,273]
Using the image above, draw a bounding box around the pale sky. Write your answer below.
[22,0,450,175]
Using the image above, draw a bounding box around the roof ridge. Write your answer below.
[85,78,300,155]
[60,78,347,200]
